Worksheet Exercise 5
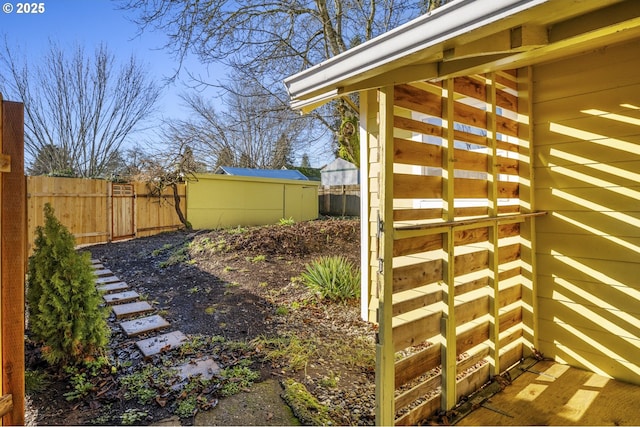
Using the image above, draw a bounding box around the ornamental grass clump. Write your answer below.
[27,203,110,366]
[300,255,360,301]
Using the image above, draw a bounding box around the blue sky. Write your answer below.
[0,0,223,128]
[0,0,331,166]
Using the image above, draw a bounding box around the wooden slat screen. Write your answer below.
[370,70,535,425]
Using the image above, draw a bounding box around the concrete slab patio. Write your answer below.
[456,360,640,426]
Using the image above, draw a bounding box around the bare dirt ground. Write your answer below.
[26,217,378,426]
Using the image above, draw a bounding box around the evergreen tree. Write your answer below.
[27,203,109,365]
[301,154,311,169]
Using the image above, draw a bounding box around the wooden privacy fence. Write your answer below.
[318,185,361,216]
[365,70,540,424]
[27,176,186,252]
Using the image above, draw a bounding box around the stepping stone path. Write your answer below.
[91,258,187,358]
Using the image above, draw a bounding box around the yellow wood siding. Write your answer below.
[533,39,640,385]
[187,174,319,229]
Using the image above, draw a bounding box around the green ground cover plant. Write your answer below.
[300,255,360,301]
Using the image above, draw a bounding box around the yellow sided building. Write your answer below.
[286,0,640,424]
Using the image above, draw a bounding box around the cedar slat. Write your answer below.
[394,208,443,221]
[455,296,490,327]
[394,137,442,167]
[456,363,491,401]
[393,310,442,352]
[454,100,487,129]
[395,374,441,411]
[393,233,443,257]
[394,116,443,139]
[393,259,443,294]
[394,174,442,199]
[454,76,486,101]
[395,343,441,388]
[455,275,490,296]
[457,321,490,355]
[499,342,524,372]
[395,395,441,426]
[395,84,442,117]
[455,250,489,277]
[457,347,490,375]
[499,306,523,332]
[392,287,442,316]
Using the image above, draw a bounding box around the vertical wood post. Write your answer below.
[107,181,113,242]
[1,98,26,425]
[487,72,502,375]
[518,66,539,353]
[375,86,395,426]
[441,78,457,410]
[359,90,372,321]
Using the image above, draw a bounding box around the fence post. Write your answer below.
[1,98,26,425]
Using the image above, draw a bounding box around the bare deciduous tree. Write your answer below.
[131,142,206,230]
[165,77,318,170]
[0,40,161,177]
[120,0,450,164]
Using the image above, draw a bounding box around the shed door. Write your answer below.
[112,183,135,240]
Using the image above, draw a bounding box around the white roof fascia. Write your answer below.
[284,0,548,106]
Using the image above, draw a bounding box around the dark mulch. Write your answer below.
[26,217,377,426]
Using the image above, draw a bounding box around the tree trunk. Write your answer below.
[171,183,191,230]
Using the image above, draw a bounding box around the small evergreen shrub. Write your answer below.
[27,203,110,365]
[300,256,360,301]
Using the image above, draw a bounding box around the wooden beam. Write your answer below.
[487,72,502,376]
[359,89,374,321]
[437,8,640,81]
[518,66,539,356]
[441,77,457,411]
[511,25,548,49]
[547,1,640,44]
[443,25,548,62]
[342,63,439,98]
[1,100,25,426]
[394,212,547,238]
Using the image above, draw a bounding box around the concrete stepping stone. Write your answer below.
[95,276,121,285]
[91,259,101,264]
[136,331,187,358]
[103,290,140,305]
[111,301,154,319]
[93,268,113,277]
[91,263,105,270]
[97,282,129,294]
[119,314,170,337]
[176,357,220,380]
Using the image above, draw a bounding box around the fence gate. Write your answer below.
[111,183,135,240]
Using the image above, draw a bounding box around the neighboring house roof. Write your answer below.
[215,166,309,181]
[285,0,636,112]
[321,158,358,172]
